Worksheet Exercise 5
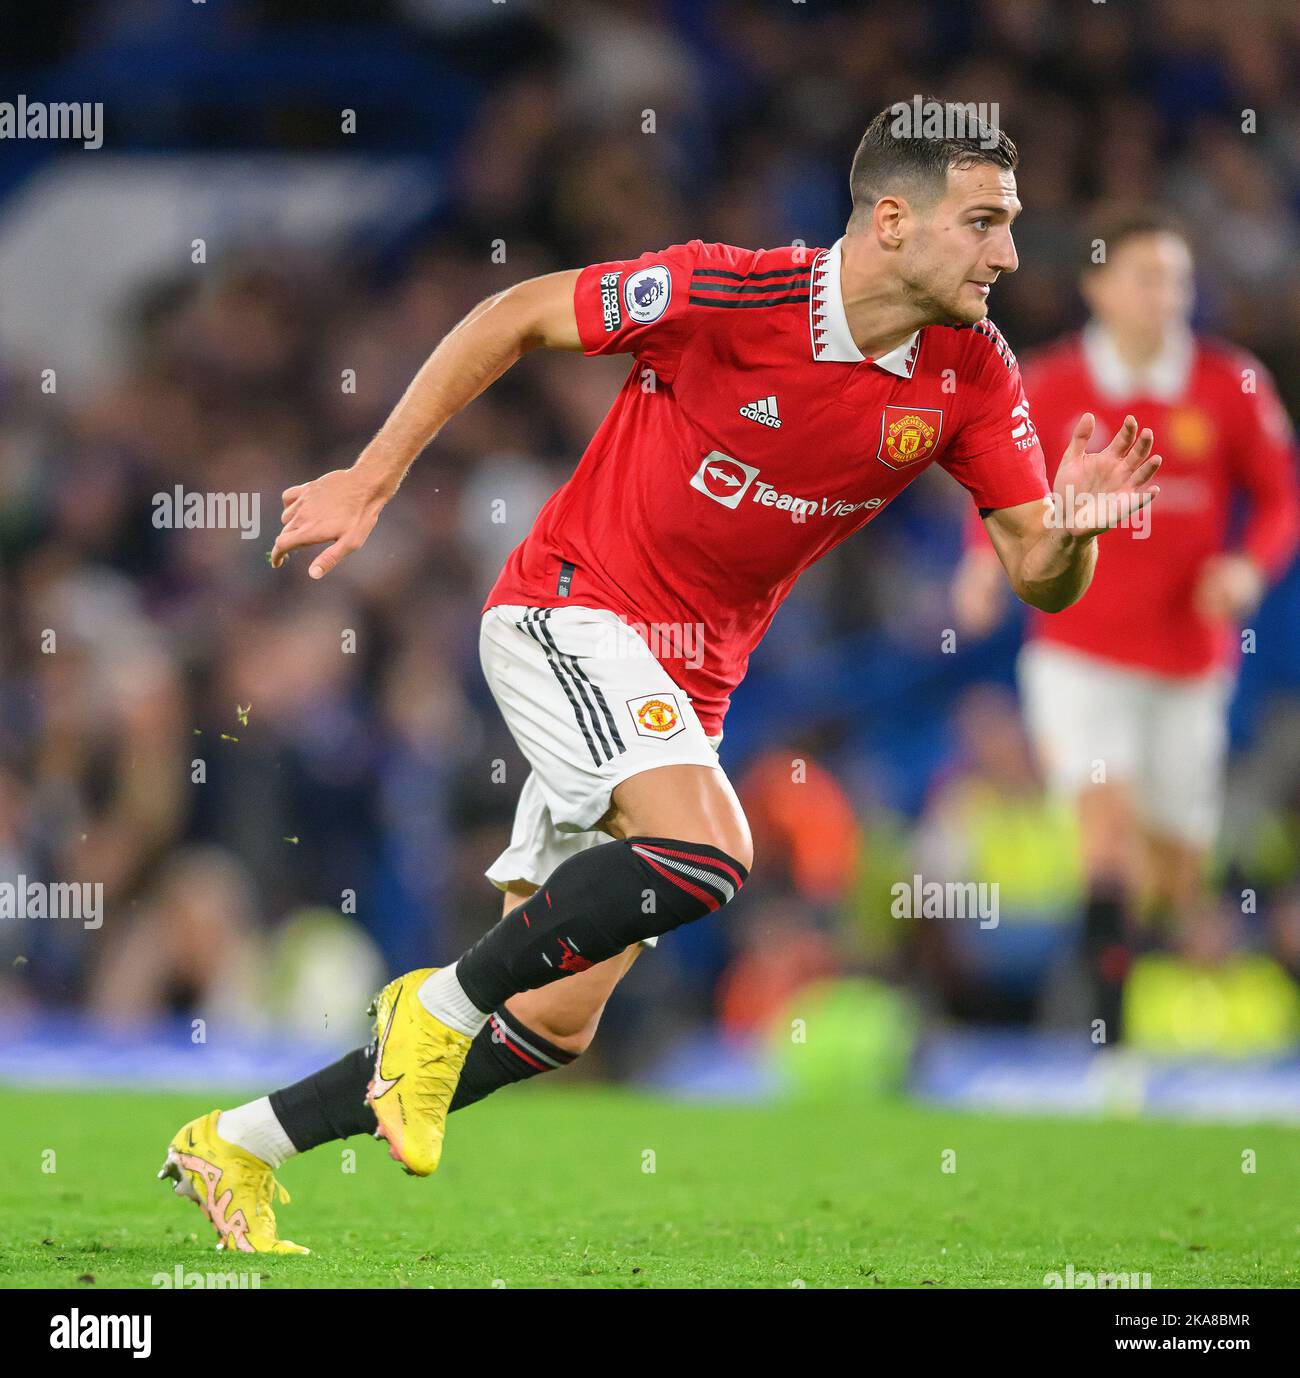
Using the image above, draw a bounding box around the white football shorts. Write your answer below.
[480,603,726,895]
[1017,639,1232,848]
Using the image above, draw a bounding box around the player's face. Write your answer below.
[899,165,1021,325]
[1082,232,1194,345]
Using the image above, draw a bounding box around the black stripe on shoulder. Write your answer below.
[688,278,810,296]
[688,291,810,309]
[954,318,1017,370]
[691,265,814,282]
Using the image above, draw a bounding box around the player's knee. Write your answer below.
[634,828,752,877]
[1078,786,1135,867]
[672,814,753,875]
[626,834,751,926]
[707,790,753,873]
[610,764,752,874]
[704,825,753,875]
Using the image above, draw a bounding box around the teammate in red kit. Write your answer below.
[953,205,1300,1037]
[160,102,1164,1251]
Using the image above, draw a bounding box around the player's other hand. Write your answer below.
[1194,553,1265,621]
[271,468,387,579]
[1050,413,1162,537]
[951,549,1007,637]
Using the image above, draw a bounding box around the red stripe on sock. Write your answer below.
[636,852,721,913]
[503,1040,547,1070]
[491,1016,548,1070]
[635,842,745,891]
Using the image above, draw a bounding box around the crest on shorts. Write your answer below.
[626,691,685,740]
[877,405,943,469]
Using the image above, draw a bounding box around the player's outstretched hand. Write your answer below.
[1194,552,1265,621]
[271,468,386,579]
[1050,413,1162,537]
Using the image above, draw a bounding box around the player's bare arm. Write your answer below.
[979,412,1161,613]
[270,269,582,579]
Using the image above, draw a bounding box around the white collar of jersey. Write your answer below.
[1082,321,1194,403]
[811,237,920,377]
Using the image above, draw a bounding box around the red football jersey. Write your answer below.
[486,239,1049,733]
[1016,328,1299,676]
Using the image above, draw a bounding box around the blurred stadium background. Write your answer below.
[1,0,1299,1119]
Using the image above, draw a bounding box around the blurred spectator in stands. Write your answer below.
[88,846,264,1030]
[910,686,1082,1025]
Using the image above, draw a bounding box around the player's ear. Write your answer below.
[872,195,906,248]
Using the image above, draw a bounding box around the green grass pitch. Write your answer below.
[0,1084,1295,1288]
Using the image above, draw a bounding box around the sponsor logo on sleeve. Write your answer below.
[624,265,672,324]
[1009,399,1037,451]
[600,271,622,332]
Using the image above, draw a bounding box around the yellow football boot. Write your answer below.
[366,967,473,1177]
[158,1110,309,1254]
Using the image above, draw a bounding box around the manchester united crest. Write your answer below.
[1167,406,1213,461]
[626,691,685,740]
[877,406,943,470]
[638,699,677,732]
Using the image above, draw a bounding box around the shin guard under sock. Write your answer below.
[455,835,749,1013]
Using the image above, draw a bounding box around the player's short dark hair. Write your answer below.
[848,97,1018,222]
[1080,203,1190,272]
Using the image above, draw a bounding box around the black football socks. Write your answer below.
[1082,885,1130,1042]
[452,1006,577,1110]
[454,835,748,1013]
[268,836,749,1154]
[268,1046,375,1152]
[267,1007,578,1153]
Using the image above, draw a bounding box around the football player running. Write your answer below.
[162,101,1162,1252]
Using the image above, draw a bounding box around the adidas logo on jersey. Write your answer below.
[739,395,781,428]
